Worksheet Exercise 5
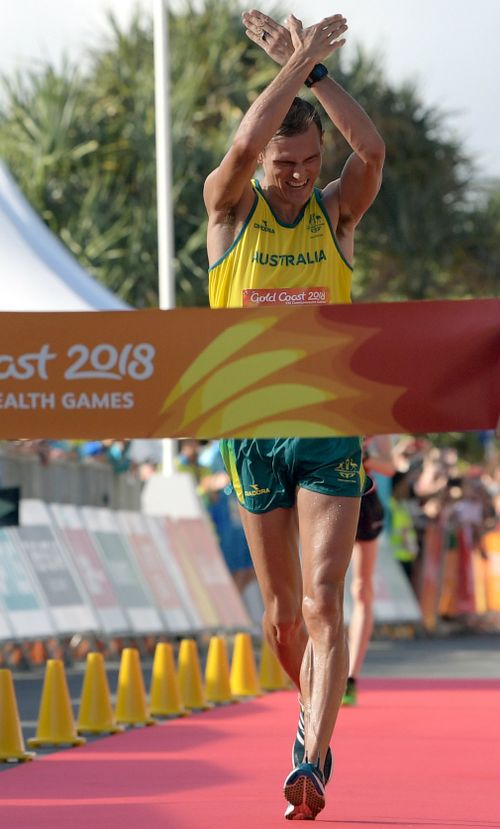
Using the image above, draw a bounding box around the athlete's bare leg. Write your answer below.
[348,538,378,678]
[297,489,360,769]
[239,490,360,771]
[238,504,307,687]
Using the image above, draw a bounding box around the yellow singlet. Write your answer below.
[209,179,353,309]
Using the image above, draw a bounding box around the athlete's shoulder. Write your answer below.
[204,166,255,218]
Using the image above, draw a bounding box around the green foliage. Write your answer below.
[0,17,158,306]
[167,0,277,304]
[314,49,477,300]
[449,184,500,297]
[0,0,498,307]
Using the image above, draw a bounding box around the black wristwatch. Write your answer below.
[305,63,328,88]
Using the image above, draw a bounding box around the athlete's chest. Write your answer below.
[237,209,333,306]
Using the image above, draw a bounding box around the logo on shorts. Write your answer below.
[244,483,271,496]
[334,458,359,481]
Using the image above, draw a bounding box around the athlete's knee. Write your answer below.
[351,577,374,606]
[302,583,344,639]
[265,601,303,646]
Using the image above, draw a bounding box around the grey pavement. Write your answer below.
[363,630,500,679]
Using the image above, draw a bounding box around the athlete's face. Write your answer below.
[260,125,323,208]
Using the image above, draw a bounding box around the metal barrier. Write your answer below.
[0,449,141,510]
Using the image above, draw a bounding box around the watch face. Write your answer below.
[305,64,328,87]
[313,65,327,81]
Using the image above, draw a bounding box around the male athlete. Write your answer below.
[204,9,385,820]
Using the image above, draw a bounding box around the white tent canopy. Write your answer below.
[0,160,128,311]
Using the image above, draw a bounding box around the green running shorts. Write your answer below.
[219,437,368,514]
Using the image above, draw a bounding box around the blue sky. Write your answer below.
[1,0,499,180]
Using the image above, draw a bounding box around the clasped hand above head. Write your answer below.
[242,9,348,65]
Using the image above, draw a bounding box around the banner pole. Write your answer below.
[154,0,176,475]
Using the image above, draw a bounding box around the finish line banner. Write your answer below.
[0,299,498,439]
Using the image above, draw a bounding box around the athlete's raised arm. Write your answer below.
[312,73,385,229]
[203,14,347,217]
[242,10,385,229]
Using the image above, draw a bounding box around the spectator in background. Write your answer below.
[174,439,210,485]
[76,439,132,474]
[9,439,76,465]
[42,440,75,462]
[343,435,395,706]
[392,436,431,474]
[414,447,458,505]
[442,470,496,547]
[129,439,163,483]
[391,438,436,571]
[76,440,106,462]
[494,491,500,528]
[482,460,500,529]
[389,471,419,583]
[413,447,466,554]
[198,441,258,594]
[102,440,132,475]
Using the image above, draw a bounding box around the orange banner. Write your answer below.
[0,299,498,438]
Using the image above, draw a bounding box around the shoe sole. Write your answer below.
[284,773,325,820]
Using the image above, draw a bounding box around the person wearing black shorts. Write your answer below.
[343,436,395,705]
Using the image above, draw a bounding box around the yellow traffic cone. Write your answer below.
[205,636,236,705]
[230,632,261,697]
[177,639,211,710]
[0,669,35,762]
[28,659,85,747]
[150,643,189,718]
[259,637,288,691]
[77,653,123,734]
[115,648,155,727]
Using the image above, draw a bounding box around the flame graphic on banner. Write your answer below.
[161,317,280,410]
[0,298,496,439]
[154,308,406,438]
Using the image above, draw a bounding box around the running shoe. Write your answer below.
[283,761,326,820]
[293,701,333,783]
[341,676,357,706]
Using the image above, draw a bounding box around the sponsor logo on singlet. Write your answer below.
[253,219,275,234]
[242,287,330,306]
[251,249,327,267]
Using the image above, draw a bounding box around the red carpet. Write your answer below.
[1,679,499,828]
